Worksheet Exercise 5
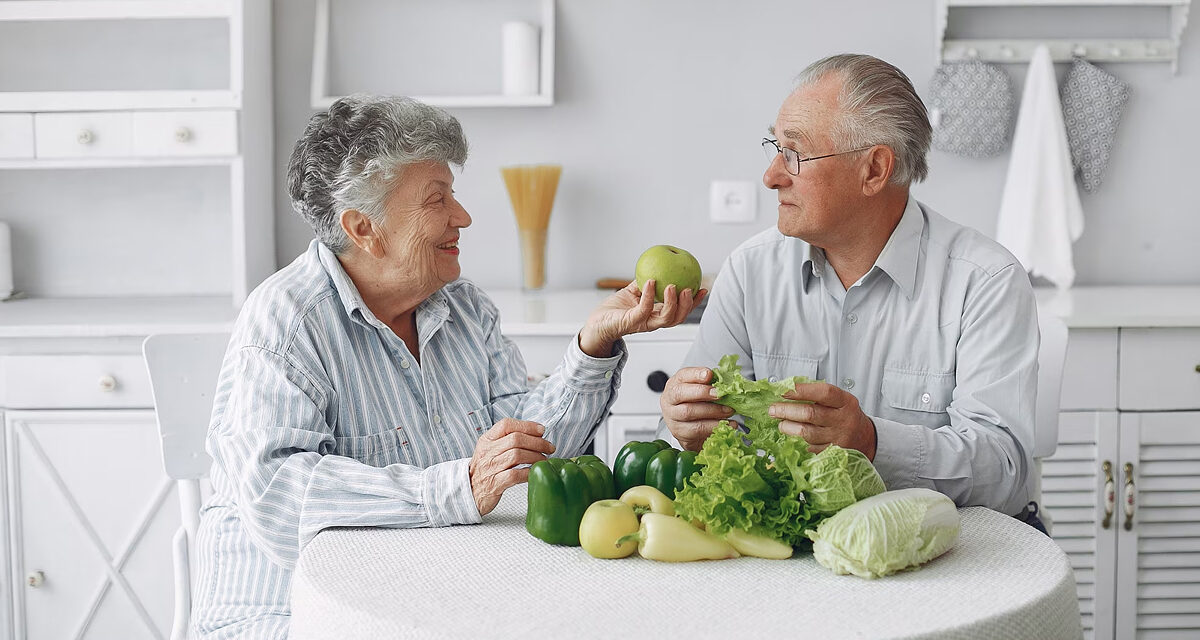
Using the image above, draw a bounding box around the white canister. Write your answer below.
[502,21,540,96]
[0,221,12,299]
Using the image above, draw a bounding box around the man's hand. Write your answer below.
[660,366,736,451]
[469,419,555,516]
[770,382,877,459]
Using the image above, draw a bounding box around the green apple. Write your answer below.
[634,245,702,303]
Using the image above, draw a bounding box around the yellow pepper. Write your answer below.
[619,485,675,517]
[617,513,740,562]
[724,528,794,559]
[579,500,640,559]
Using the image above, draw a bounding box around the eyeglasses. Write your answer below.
[761,138,875,175]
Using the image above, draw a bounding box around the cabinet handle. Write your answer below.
[98,374,117,392]
[1101,460,1115,529]
[76,129,94,145]
[27,571,44,588]
[646,370,669,393]
[174,127,193,143]
[1123,462,1136,531]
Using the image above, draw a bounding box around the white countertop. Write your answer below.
[1,286,1197,339]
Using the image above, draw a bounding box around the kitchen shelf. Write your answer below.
[934,0,1192,72]
[0,156,236,170]
[0,0,238,21]
[309,0,556,109]
[0,295,237,339]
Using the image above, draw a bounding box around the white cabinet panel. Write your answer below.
[507,335,573,386]
[132,109,237,158]
[34,112,132,158]
[0,113,33,159]
[0,355,153,409]
[5,410,174,640]
[1119,328,1200,411]
[1061,329,1118,411]
[601,415,662,467]
[611,340,691,415]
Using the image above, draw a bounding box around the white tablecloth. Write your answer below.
[290,485,1082,640]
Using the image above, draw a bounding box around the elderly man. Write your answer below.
[193,95,700,638]
[659,54,1041,528]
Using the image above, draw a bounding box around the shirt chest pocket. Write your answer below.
[751,352,821,384]
[881,367,955,414]
[332,429,410,467]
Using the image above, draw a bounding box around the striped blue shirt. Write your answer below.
[193,240,626,639]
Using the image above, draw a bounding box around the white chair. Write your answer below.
[143,332,230,640]
[1031,311,1069,534]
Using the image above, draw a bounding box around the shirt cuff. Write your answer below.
[559,333,628,393]
[421,458,482,527]
[870,416,927,491]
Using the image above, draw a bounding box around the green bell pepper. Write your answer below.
[526,456,615,546]
[613,439,673,496]
[645,448,702,499]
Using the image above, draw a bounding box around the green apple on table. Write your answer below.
[634,245,702,303]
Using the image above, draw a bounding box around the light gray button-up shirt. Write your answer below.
[193,240,625,639]
[671,197,1038,516]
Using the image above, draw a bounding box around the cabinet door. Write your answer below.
[5,410,176,640]
[1043,410,1119,640]
[1116,412,1200,639]
[602,415,663,467]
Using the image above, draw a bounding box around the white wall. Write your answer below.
[271,0,1200,289]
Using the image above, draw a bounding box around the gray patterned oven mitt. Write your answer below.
[929,60,1015,157]
[1060,58,1130,192]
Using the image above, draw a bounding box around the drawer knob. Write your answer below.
[27,571,44,588]
[98,374,118,392]
[646,370,669,393]
[76,129,94,145]
[174,127,193,143]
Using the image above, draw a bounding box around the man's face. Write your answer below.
[763,74,864,246]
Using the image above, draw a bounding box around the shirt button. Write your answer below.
[604,371,613,379]
[842,378,854,390]
[921,392,931,404]
[400,360,410,369]
[847,313,858,325]
[433,415,441,424]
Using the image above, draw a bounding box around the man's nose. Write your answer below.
[763,154,789,190]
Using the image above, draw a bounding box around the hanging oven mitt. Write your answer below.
[929,60,1015,157]
[1060,57,1130,192]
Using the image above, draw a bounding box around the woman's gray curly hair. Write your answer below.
[286,95,469,253]
[795,54,931,185]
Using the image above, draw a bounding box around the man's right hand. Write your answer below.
[660,367,736,451]
[469,418,555,516]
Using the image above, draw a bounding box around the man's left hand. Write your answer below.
[769,382,877,459]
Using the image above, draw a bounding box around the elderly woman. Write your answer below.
[192,95,701,638]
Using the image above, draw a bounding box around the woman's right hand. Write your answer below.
[469,418,555,516]
[660,367,737,451]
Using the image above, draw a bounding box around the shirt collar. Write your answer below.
[799,242,827,294]
[872,196,924,300]
[315,240,451,332]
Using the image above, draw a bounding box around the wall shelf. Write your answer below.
[935,0,1192,73]
[309,0,556,109]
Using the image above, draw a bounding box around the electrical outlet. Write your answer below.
[709,180,756,224]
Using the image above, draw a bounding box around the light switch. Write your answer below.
[709,180,756,224]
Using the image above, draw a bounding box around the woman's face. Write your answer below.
[373,161,472,293]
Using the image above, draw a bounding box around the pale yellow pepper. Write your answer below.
[617,513,740,562]
[724,528,793,559]
[619,485,675,517]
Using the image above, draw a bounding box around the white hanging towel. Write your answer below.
[995,44,1084,290]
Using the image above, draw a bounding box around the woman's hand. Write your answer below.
[578,280,706,358]
[469,418,556,516]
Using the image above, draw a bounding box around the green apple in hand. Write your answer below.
[634,245,702,303]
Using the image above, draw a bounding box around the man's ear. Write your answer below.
[861,145,895,196]
[340,209,384,258]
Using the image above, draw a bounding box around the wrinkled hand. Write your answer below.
[659,366,736,452]
[469,418,556,516]
[578,280,706,358]
[770,382,877,459]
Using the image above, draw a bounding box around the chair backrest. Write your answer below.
[143,332,230,480]
[1034,311,1069,459]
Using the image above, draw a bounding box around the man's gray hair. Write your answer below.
[286,95,469,253]
[795,54,931,185]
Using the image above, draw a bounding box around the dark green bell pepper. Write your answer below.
[526,455,615,546]
[613,439,673,496]
[645,448,702,499]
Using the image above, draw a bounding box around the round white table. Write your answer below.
[289,485,1082,640]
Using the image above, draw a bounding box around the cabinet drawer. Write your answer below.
[1119,328,1200,410]
[1061,329,1118,411]
[34,112,132,158]
[133,110,238,157]
[611,339,692,415]
[0,113,34,159]
[0,355,153,409]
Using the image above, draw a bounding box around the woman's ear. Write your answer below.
[340,209,385,258]
[861,145,895,196]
